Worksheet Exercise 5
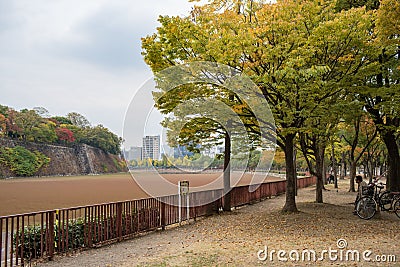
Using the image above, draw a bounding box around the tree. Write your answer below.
[55,127,76,143]
[130,159,138,167]
[0,114,6,136]
[80,125,121,154]
[156,85,260,211]
[30,121,58,143]
[335,0,379,11]
[339,113,378,191]
[5,109,21,138]
[33,107,50,118]
[337,0,400,191]
[142,0,374,211]
[51,116,73,125]
[14,109,42,141]
[368,0,400,191]
[300,126,331,203]
[67,112,90,128]
[0,104,9,116]
[361,135,385,181]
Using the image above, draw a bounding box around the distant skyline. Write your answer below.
[0,0,200,147]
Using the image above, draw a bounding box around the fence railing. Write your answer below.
[0,176,316,267]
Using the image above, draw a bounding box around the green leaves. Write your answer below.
[1,106,122,155]
[0,146,50,176]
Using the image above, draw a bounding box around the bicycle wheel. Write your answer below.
[379,191,392,211]
[356,196,377,220]
[393,198,400,219]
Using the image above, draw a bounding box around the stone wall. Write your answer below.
[0,138,126,177]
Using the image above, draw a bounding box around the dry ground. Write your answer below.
[0,172,282,216]
[38,179,400,267]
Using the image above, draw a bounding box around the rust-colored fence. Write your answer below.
[0,176,316,266]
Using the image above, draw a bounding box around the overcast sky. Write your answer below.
[0,0,199,147]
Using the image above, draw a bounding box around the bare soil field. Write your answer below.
[0,172,282,216]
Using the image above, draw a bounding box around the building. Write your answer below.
[202,145,224,158]
[142,135,160,160]
[124,146,142,161]
[173,145,194,158]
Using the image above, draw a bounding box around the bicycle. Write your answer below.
[378,188,400,211]
[355,178,400,220]
[394,197,400,219]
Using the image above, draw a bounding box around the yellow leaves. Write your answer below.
[47,120,57,128]
[376,0,400,44]
[0,113,6,135]
[232,104,247,114]
[338,54,355,63]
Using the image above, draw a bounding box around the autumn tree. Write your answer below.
[0,114,6,136]
[337,0,400,191]
[14,109,42,141]
[5,109,21,138]
[335,0,379,11]
[361,135,386,181]
[51,116,72,125]
[0,105,121,155]
[0,104,8,116]
[365,0,400,191]
[55,127,76,143]
[152,70,268,211]
[300,113,338,203]
[340,114,377,191]
[80,125,122,155]
[31,121,58,143]
[142,0,374,211]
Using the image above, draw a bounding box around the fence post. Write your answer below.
[116,203,123,242]
[48,211,55,261]
[160,202,166,230]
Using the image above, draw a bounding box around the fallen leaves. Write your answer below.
[40,180,400,267]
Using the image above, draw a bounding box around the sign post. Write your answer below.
[178,180,189,225]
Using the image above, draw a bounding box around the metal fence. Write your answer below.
[0,176,316,266]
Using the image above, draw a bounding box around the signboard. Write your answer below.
[179,181,189,195]
[178,180,190,225]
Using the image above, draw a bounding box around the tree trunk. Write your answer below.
[315,142,325,203]
[349,160,356,192]
[332,142,338,189]
[294,146,297,196]
[366,155,373,183]
[282,133,298,212]
[223,132,231,211]
[323,159,327,185]
[340,151,345,180]
[382,131,400,192]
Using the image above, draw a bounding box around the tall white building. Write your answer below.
[142,135,160,160]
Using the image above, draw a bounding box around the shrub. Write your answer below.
[13,208,160,260]
[13,225,45,259]
[113,158,127,172]
[0,146,50,176]
[13,219,85,259]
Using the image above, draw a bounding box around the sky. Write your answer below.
[0,0,199,148]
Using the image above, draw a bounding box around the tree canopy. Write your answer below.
[0,104,122,155]
[142,0,382,211]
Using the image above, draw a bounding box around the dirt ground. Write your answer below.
[0,172,282,216]
[37,178,400,267]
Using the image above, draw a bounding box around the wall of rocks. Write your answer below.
[0,138,126,178]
